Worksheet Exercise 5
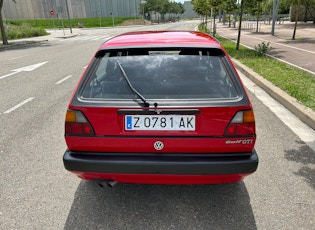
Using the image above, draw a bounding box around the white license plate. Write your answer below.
[125,115,195,131]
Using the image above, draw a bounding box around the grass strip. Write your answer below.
[1,17,139,40]
[4,17,138,29]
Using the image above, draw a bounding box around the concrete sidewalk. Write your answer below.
[0,28,79,50]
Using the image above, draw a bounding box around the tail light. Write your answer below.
[224,110,255,137]
[65,110,94,135]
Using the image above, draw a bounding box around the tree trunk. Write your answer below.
[0,0,9,45]
[271,0,280,36]
[236,0,245,50]
[256,2,260,33]
[292,0,301,40]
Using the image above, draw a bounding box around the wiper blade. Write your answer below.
[116,61,150,107]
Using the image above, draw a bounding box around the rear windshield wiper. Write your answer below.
[116,61,150,107]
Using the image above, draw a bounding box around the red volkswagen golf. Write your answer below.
[63,31,258,186]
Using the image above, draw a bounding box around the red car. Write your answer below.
[63,31,258,186]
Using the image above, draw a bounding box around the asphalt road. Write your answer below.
[1,20,315,229]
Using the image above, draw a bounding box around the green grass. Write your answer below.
[198,24,315,111]
[1,17,138,41]
[5,17,138,29]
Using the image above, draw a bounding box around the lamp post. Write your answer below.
[65,0,72,33]
[111,0,115,27]
[271,0,280,36]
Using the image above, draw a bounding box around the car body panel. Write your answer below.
[63,31,258,184]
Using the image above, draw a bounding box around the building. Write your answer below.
[3,0,142,20]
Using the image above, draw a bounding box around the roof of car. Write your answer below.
[99,31,222,49]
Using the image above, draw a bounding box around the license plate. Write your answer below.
[125,115,195,131]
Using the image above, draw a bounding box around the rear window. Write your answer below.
[80,48,239,100]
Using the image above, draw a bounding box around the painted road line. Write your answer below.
[0,72,18,80]
[3,97,35,114]
[55,75,72,85]
[0,61,48,80]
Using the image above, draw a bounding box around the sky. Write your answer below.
[174,0,187,3]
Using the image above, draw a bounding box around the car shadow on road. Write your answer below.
[285,140,315,190]
[64,181,257,230]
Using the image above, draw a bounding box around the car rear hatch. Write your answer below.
[65,47,256,154]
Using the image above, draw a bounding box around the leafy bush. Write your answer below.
[1,23,49,40]
[254,41,271,56]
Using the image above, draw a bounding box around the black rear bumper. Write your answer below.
[63,150,258,175]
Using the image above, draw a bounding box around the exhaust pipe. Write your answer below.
[98,180,118,188]
[107,180,118,187]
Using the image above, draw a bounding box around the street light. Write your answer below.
[65,0,72,33]
[111,0,115,27]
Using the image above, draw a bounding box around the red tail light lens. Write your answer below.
[224,110,255,137]
[65,110,94,135]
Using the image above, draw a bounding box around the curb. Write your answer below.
[232,58,315,130]
[54,33,79,39]
[0,32,78,51]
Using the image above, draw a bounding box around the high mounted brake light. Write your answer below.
[65,110,94,135]
[224,110,255,137]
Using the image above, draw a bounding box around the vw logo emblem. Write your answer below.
[154,141,164,151]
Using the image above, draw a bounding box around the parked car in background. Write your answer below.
[63,31,258,186]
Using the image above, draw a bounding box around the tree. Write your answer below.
[236,0,245,50]
[0,0,6,45]
[292,0,302,39]
[1,0,17,45]
[140,0,184,22]
[209,0,224,35]
[245,0,267,32]
[284,0,305,39]
[222,0,237,27]
[168,2,184,21]
[191,0,212,31]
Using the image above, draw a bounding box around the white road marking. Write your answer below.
[3,97,35,114]
[0,61,48,80]
[239,72,315,151]
[11,61,48,72]
[55,75,72,85]
[0,72,18,80]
